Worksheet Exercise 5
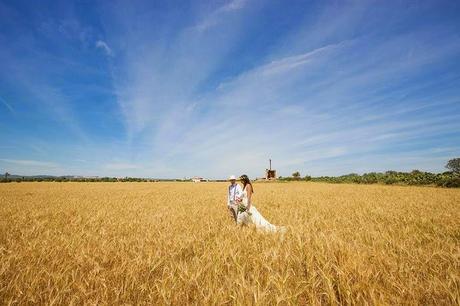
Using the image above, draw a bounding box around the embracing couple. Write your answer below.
[227,174,285,233]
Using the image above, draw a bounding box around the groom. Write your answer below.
[227,175,242,223]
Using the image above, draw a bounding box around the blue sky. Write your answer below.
[0,0,459,178]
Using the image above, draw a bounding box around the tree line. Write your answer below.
[0,176,188,183]
[279,158,460,188]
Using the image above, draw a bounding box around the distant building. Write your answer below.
[265,159,277,180]
[192,177,207,182]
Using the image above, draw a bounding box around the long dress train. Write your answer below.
[236,188,284,233]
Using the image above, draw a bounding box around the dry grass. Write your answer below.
[0,182,459,305]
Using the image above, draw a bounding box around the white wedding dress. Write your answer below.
[236,188,284,233]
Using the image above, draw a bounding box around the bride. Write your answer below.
[236,175,285,233]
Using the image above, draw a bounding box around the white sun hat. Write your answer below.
[228,175,237,180]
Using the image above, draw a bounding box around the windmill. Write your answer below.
[265,159,277,180]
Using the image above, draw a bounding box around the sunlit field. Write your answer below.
[0,182,459,305]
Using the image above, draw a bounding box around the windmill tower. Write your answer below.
[265,159,277,180]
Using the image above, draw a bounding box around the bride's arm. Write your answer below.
[246,184,253,211]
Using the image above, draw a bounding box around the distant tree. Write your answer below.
[446,158,460,174]
[292,171,301,179]
[5,172,9,179]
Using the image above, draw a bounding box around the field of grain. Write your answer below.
[0,182,459,305]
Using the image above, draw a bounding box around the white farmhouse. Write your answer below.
[192,177,207,182]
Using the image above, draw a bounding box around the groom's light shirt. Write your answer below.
[228,183,243,206]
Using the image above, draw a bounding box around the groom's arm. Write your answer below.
[227,186,231,206]
[236,184,243,200]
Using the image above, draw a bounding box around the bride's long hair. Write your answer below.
[240,174,254,193]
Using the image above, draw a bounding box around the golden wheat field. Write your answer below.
[0,182,459,305]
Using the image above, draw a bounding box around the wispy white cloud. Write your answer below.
[222,0,246,12]
[104,0,251,138]
[0,158,59,168]
[194,0,247,32]
[0,37,89,142]
[95,40,113,57]
[104,163,140,170]
[0,96,14,113]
